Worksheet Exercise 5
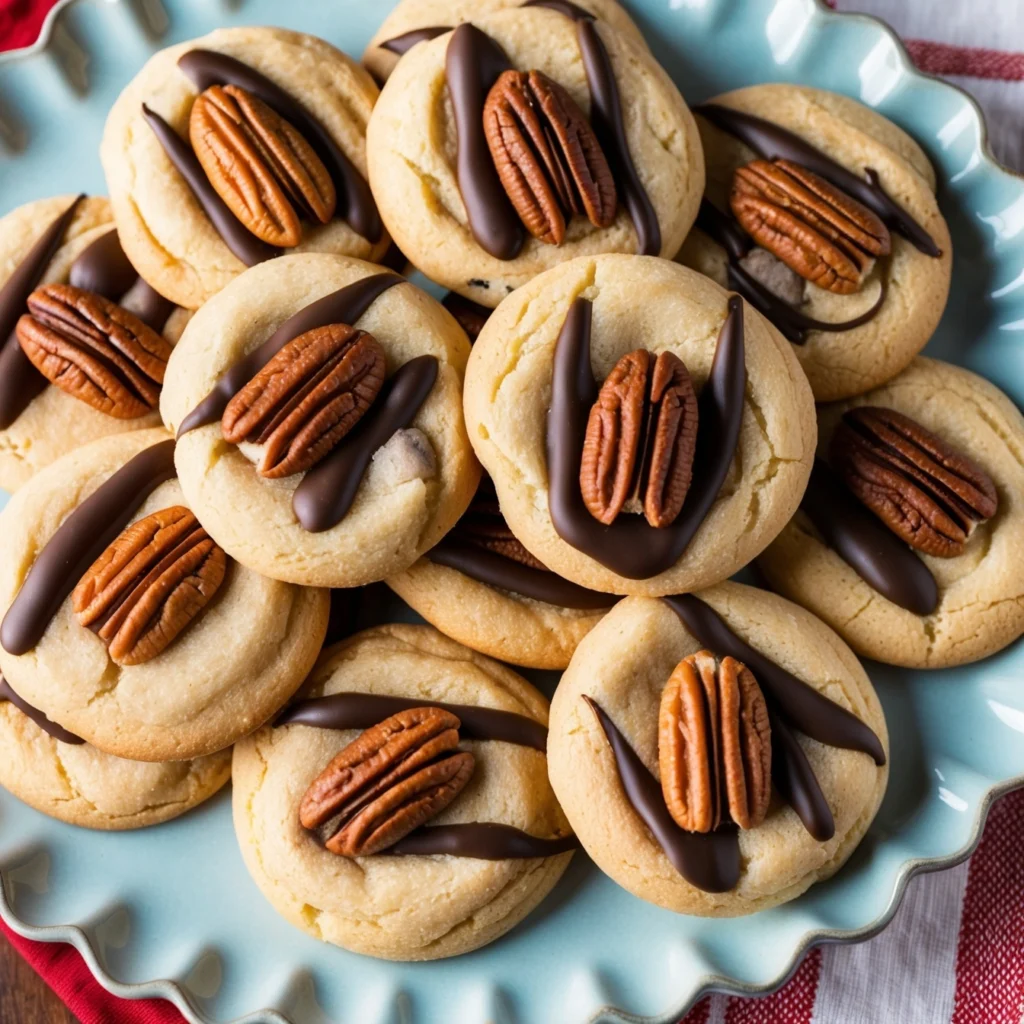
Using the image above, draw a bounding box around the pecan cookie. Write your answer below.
[547,584,888,916]
[365,7,703,306]
[362,0,649,84]
[387,478,614,668]
[0,196,190,493]
[101,27,390,310]
[676,84,952,402]
[0,429,328,761]
[758,357,1024,667]
[463,254,816,596]
[161,254,478,588]
[0,677,231,830]
[233,624,574,960]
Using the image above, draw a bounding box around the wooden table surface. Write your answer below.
[0,932,78,1023]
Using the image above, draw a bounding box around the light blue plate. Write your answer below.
[2,1,1024,1022]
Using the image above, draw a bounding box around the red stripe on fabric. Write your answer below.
[679,995,711,1024]
[0,919,185,1024]
[952,789,1024,1024]
[723,948,822,1024]
[0,0,60,52]
[903,39,1024,82]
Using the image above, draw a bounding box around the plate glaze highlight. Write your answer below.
[2,1,1024,1022]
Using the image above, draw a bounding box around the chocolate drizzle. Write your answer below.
[575,18,660,255]
[142,104,276,267]
[446,25,524,260]
[178,273,402,435]
[0,675,85,746]
[429,540,616,609]
[663,592,887,841]
[276,691,548,750]
[800,459,938,615]
[292,354,438,532]
[381,26,449,55]
[546,295,745,579]
[695,200,888,345]
[584,695,740,892]
[387,823,578,858]
[694,103,941,257]
[522,0,596,19]
[69,230,175,333]
[0,439,177,655]
[177,50,381,245]
[0,195,84,430]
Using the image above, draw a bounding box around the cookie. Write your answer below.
[387,478,614,668]
[757,357,1024,667]
[101,27,390,310]
[0,428,328,761]
[363,0,649,84]
[233,624,574,960]
[0,676,230,830]
[547,584,888,916]
[0,195,190,493]
[366,7,703,307]
[463,254,816,596]
[161,254,480,588]
[676,84,952,402]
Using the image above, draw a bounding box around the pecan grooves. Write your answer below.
[730,159,890,295]
[483,69,616,245]
[72,506,226,665]
[221,323,386,478]
[16,284,171,418]
[579,349,698,527]
[299,707,475,856]
[190,84,336,247]
[829,406,998,558]
[658,650,771,833]
[452,483,547,570]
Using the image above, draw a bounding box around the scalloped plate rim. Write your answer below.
[0,1,1022,1022]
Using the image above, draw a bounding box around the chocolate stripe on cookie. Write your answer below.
[546,295,744,579]
[694,104,940,257]
[276,691,548,751]
[0,675,85,745]
[584,694,741,892]
[178,273,402,435]
[0,195,84,430]
[387,822,578,858]
[0,439,177,655]
[381,26,449,55]
[177,50,381,245]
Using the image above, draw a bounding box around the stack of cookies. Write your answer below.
[1,0,1020,962]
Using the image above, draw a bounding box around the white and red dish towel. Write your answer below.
[0,0,1023,1021]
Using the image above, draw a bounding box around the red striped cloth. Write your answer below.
[1,2,1023,1022]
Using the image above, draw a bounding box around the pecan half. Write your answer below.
[190,84,336,247]
[730,159,890,295]
[299,707,475,856]
[659,650,771,833]
[72,506,227,666]
[580,349,698,527]
[483,69,617,246]
[221,324,386,478]
[453,481,547,570]
[16,284,171,419]
[829,406,998,558]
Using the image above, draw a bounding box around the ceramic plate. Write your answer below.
[2,1,1024,1021]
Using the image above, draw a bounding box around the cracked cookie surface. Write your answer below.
[0,699,230,830]
[0,196,190,493]
[366,8,703,306]
[0,429,328,761]
[547,584,888,916]
[161,254,480,588]
[101,27,390,310]
[677,84,952,402]
[758,357,1024,667]
[462,254,817,595]
[232,624,573,960]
